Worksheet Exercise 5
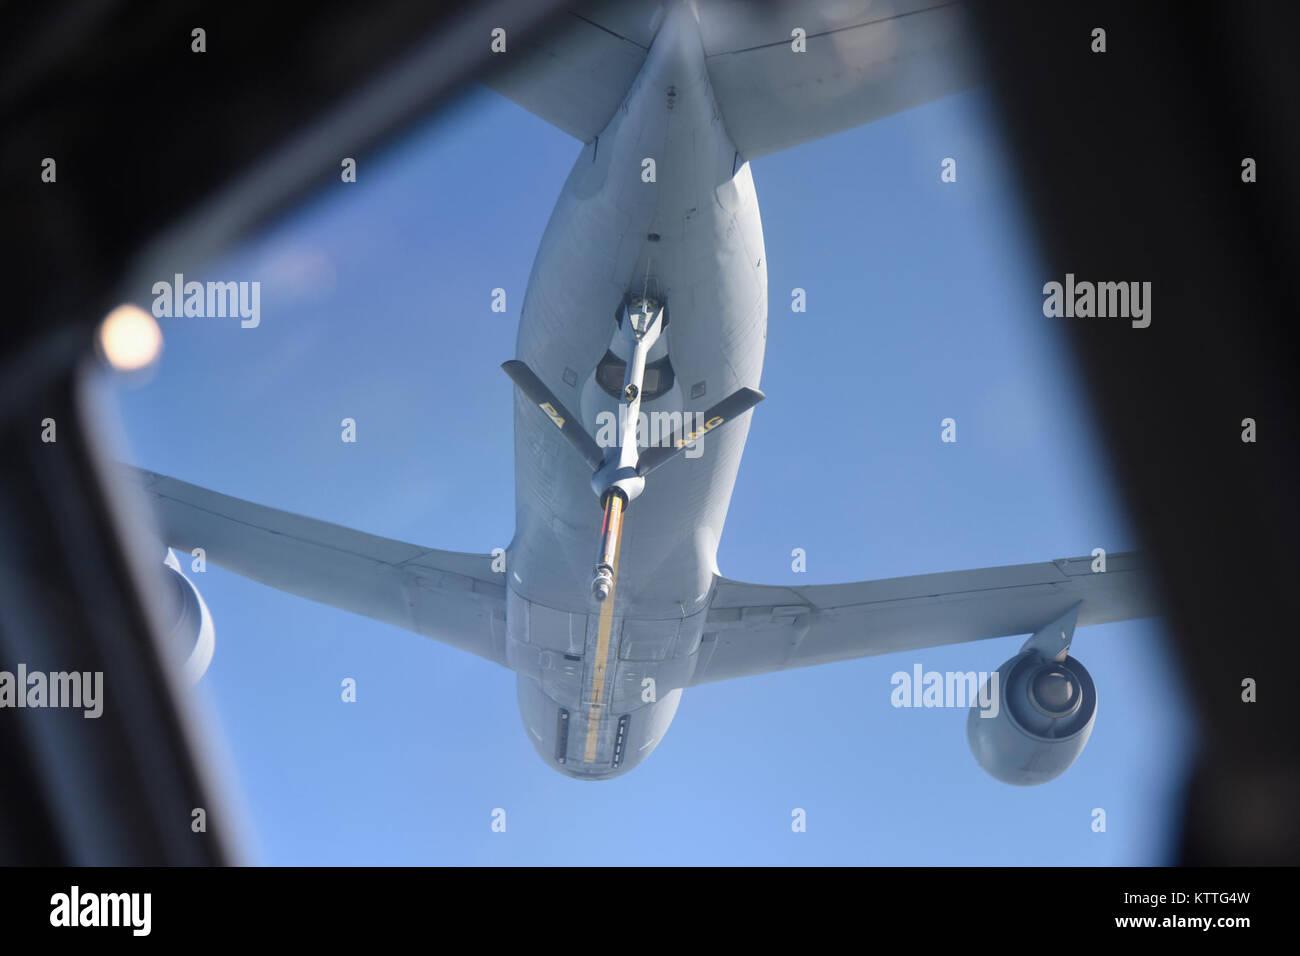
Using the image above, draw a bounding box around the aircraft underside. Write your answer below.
[134,1,1158,784]
[506,2,767,777]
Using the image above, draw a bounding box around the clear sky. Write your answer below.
[111,78,1194,865]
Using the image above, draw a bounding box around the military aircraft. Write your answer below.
[134,1,1156,782]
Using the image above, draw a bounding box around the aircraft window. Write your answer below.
[596,352,624,394]
[595,350,675,401]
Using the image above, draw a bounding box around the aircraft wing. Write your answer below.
[691,553,1156,685]
[483,0,976,158]
[482,8,649,142]
[129,469,508,665]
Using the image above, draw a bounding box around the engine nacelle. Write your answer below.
[161,549,215,684]
[967,651,1097,786]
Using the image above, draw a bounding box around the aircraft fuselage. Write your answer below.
[506,7,767,778]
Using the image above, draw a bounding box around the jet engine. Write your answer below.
[160,549,215,684]
[966,650,1097,786]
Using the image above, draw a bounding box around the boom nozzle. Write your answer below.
[592,565,614,601]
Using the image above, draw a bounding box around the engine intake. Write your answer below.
[967,651,1097,786]
[161,549,215,684]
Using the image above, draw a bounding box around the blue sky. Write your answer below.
[111,81,1194,865]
